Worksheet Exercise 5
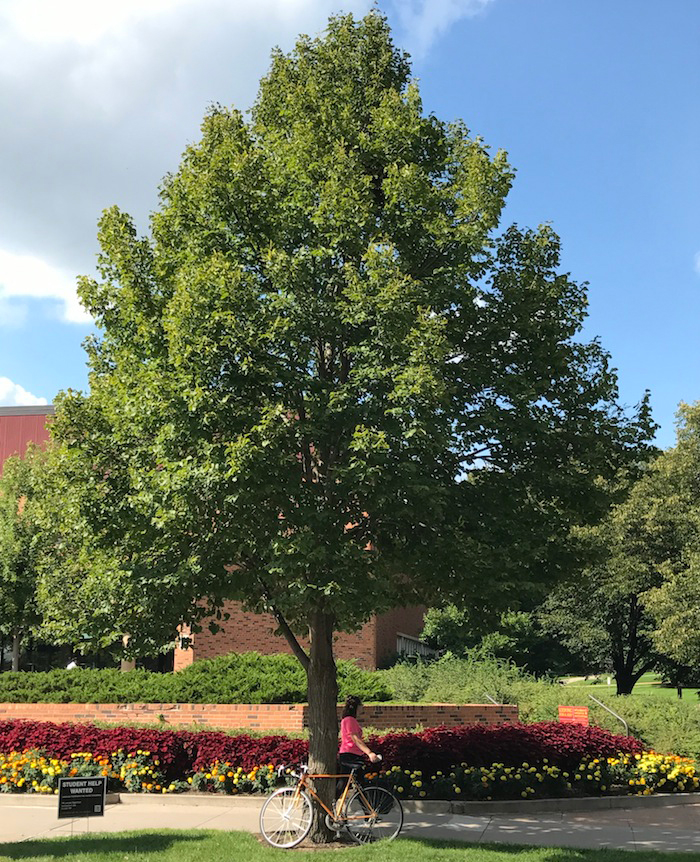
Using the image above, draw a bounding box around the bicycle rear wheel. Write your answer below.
[344,786,403,844]
[259,787,313,848]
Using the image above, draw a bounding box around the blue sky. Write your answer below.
[0,0,697,448]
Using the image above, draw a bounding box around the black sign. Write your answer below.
[57,776,107,819]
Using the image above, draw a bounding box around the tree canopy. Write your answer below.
[46,11,653,834]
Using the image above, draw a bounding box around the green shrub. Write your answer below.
[0,652,391,704]
[381,651,537,704]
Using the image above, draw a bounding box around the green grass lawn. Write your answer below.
[560,673,700,700]
[2,831,700,862]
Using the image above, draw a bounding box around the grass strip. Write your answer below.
[1,830,700,862]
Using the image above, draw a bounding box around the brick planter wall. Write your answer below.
[0,702,517,731]
[356,704,519,730]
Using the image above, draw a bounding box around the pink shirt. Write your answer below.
[339,716,364,757]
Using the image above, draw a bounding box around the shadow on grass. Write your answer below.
[0,831,206,859]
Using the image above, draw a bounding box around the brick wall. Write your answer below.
[0,702,518,731]
[174,602,427,671]
[353,703,519,730]
[176,601,379,669]
[374,606,426,667]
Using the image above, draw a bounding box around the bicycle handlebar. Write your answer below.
[278,755,382,778]
[277,764,309,779]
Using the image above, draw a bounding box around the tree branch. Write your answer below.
[457,446,493,464]
[296,398,315,485]
[257,576,310,671]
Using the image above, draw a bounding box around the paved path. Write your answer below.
[2,796,700,853]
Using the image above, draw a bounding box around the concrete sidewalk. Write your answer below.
[2,795,700,853]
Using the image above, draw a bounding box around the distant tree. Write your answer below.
[0,448,46,671]
[33,445,173,664]
[539,446,698,694]
[49,12,653,839]
[422,605,586,676]
[643,403,700,666]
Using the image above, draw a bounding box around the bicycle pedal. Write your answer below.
[324,813,343,832]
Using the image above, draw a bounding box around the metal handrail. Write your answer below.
[588,694,629,736]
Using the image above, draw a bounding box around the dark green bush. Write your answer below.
[0,652,391,704]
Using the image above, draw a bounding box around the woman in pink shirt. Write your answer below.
[338,695,381,781]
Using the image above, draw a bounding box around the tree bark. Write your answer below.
[613,659,651,695]
[120,633,136,671]
[614,670,635,696]
[306,610,338,844]
[11,630,21,672]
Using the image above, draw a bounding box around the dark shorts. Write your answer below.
[337,753,367,795]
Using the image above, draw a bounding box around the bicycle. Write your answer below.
[259,762,403,848]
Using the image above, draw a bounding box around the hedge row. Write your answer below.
[0,719,643,781]
[0,653,392,704]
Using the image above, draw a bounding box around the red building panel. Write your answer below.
[0,406,54,471]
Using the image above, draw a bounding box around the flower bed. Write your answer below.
[369,752,699,800]
[0,749,187,795]
[368,722,644,772]
[0,719,689,801]
[0,720,307,780]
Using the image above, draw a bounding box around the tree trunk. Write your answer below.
[613,662,649,696]
[11,631,21,672]
[306,610,338,844]
[120,633,136,672]
[615,671,635,695]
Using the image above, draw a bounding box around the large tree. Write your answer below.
[49,12,652,838]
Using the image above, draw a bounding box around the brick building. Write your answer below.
[0,404,429,671]
[174,602,428,671]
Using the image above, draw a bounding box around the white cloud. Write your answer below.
[392,0,495,58]
[0,248,91,324]
[0,0,197,46]
[694,251,700,275]
[0,377,48,406]
[0,0,495,336]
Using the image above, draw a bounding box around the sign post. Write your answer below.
[58,776,107,832]
[558,705,589,725]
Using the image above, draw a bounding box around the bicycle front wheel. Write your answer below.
[259,787,313,848]
[344,786,403,844]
